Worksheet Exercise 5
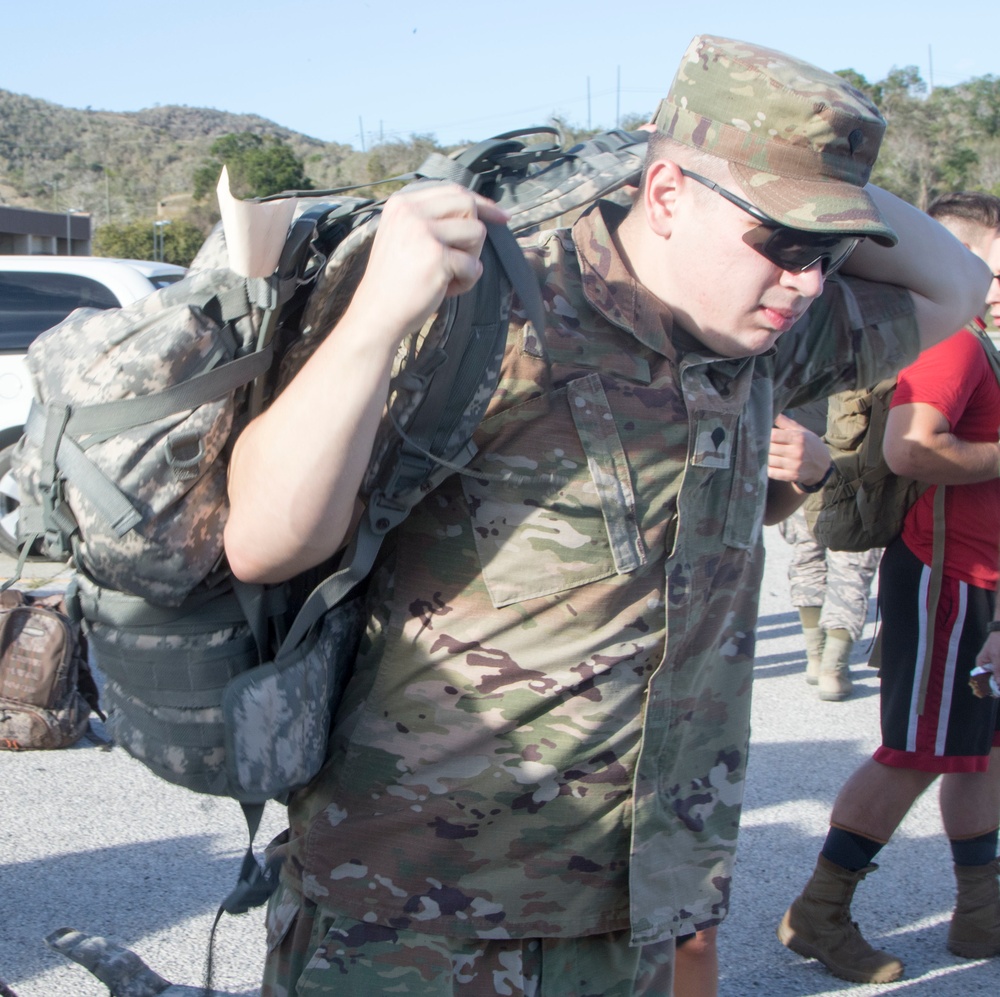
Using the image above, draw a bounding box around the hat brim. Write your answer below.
[730,164,898,247]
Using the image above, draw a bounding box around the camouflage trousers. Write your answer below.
[262,880,676,996]
[778,508,881,640]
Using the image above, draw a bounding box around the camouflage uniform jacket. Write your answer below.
[275,201,919,947]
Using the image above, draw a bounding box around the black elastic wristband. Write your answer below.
[987,620,1000,633]
[796,462,835,494]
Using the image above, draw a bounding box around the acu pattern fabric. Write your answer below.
[779,508,881,641]
[268,200,920,955]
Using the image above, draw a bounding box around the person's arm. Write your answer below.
[224,183,510,584]
[764,481,805,527]
[883,403,1000,485]
[839,185,990,350]
[764,413,833,526]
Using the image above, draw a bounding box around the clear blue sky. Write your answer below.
[5,1,995,150]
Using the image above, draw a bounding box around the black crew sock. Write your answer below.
[950,828,999,867]
[821,826,885,871]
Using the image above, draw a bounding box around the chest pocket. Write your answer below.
[462,372,646,607]
[687,411,765,552]
[722,413,766,550]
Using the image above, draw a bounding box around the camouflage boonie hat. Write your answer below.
[653,35,897,245]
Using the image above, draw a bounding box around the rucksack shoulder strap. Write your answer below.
[277,218,545,663]
[970,318,1000,387]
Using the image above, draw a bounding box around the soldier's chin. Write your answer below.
[727,327,782,358]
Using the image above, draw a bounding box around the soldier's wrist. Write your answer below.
[796,462,835,493]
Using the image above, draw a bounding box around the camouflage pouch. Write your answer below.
[222,595,364,802]
[0,589,99,750]
[13,268,273,606]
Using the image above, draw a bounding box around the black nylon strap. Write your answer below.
[276,521,378,656]
[205,801,279,989]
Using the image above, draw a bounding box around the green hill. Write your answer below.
[0,89,364,227]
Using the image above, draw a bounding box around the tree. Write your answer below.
[193,132,312,201]
[954,75,1000,139]
[834,69,874,99]
[92,218,207,267]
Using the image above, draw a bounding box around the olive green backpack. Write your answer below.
[803,377,928,552]
[804,321,1000,553]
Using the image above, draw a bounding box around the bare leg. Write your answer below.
[940,747,1000,839]
[830,758,937,842]
[674,927,718,997]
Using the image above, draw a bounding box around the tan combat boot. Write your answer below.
[947,858,1000,958]
[777,855,904,983]
[818,630,853,701]
[803,626,825,685]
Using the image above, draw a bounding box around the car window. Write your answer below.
[0,272,122,350]
[148,274,185,290]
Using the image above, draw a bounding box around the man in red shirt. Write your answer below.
[778,191,1000,983]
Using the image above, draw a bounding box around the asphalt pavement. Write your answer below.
[1,530,999,996]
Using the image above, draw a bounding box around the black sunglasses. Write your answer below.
[679,168,862,276]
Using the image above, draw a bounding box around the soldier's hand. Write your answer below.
[768,413,832,486]
[348,183,510,352]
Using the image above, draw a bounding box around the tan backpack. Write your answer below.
[0,589,100,750]
[805,322,1000,551]
[802,376,928,552]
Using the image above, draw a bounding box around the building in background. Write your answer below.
[0,206,91,255]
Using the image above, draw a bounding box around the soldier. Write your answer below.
[225,35,990,996]
[773,399,882,700]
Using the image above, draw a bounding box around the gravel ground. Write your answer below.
[1,529,998,995]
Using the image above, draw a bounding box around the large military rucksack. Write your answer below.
[9,126,649,919]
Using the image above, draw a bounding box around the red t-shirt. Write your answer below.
[892,329,1000,590]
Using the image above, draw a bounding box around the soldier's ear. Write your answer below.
[644,159,682,238]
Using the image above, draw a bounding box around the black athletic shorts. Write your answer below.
[874,538,1000,774]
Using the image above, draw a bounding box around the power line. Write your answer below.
[369,85,664,146]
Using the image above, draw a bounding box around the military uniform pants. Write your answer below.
[262,881,676,996]
[779,508,880,640]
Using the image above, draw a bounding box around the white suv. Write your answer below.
[0,256,186,556]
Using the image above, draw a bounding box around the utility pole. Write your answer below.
[616,66,621,128]
[359,117,366,153]
[152,219,171,262]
